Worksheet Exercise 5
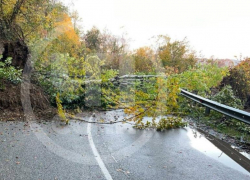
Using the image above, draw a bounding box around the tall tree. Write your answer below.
[156,35,196,73]
[83,27,128,70]
[0,0,67,69]
[133,47,155,73]
[84,26,101,53]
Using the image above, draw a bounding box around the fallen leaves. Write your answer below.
[116,168,122,172]
[116,168,130,175]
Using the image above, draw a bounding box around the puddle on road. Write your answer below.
[241,151,250,160]
[187,127,250,175]
[231,145,250,160]
[78,109,250,175]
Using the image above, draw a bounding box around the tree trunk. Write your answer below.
[1,40,29,70]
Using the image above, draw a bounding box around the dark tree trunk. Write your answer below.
[1,40,29,70]
[0,0,28,70]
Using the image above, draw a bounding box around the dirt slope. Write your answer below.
[0,80,56,121]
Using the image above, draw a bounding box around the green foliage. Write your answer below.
[84,27,101,52]
[132,116,187,130]
[222,58,250,103]
[124,63,229,130]
[164,62,229,118]
[0,55,22,86]
[123,76,183,129]
[101,69,119,81]
[208,86,250,135]
[178,63,229,96]
[180,81,250,140]
[2,0,246,136]
[157,35,196,73]
[35,53,84,104]
[156,117,187,131]
[212,85,243,109]
[35,52,121,110]
[85,55,105,78]
[0,0,67,43]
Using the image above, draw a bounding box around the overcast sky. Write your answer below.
[62,0,250,59]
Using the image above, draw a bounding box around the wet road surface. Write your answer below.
[0,110,250,180]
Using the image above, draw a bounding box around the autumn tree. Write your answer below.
[101,29,128,70]
[0,0,67,69]
[133,47,155,73]
[83,26,101,53]
[42,13,81,59]
[0,0,29,69]
[156,35,196,73]
[70,10,83,34]
[82,27,128,70]
[221,58,250,106]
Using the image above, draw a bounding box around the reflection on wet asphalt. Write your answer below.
[0,109,250,180]
[187,127,250,175]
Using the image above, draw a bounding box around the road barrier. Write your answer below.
[180,89,250,125]
[114,76,250,126]
[36,71,250,125]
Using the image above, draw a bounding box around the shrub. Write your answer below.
[221,58,250,105]
[0,55,22,87]
[56,93,69,124]
[212,85,243,109]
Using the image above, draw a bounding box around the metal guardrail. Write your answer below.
[84,75,250,125]
[34,71,250,124]
[117,75,167,79]
[180,89,250,125]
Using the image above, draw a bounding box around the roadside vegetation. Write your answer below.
[0,0,250,146]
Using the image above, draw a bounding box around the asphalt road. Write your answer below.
[0,112,250,180]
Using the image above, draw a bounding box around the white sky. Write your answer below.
[63,0,250,59]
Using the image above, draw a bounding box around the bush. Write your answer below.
[221,58,250,105]
[0,55,22,87]
[207,85,243,122]
[212,85,243,109]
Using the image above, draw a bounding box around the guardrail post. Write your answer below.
[205,107,211,115]
[140,79,143,88]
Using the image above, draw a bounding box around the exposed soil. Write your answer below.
[0,80,56,121]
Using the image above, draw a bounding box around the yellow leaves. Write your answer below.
[124,106,135,114]
[56,93,69,125]
[178,63,228,93]
[135,91,149,99]
[138,108,144,113]
[40,12,81,58]
[134,47,155,73]
[164,76,180,112]
[165,66,179,75]
[135,47,154,58]
[1,0,17,17]
[221,68,229,77]
[157,36,196,73]
[237,58,250,80]
[54,13,80,54]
